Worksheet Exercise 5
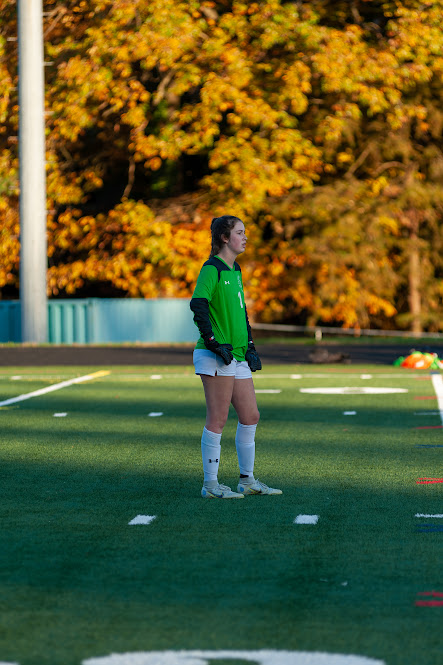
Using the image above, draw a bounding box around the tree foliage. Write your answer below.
[0,0,443,331]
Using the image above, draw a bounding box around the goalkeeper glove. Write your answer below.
[204,336,234,365]
[245,342,262,372]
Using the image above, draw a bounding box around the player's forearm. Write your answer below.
[244,304,254,345]
[190,297,214,341]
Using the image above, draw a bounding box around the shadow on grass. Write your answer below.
[1,443,442,665]
[1,374,442,665]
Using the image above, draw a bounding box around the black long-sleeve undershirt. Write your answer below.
[190,297,254,346]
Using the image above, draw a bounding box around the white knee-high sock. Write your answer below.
[201,427,222,482]
[235,422,256,477]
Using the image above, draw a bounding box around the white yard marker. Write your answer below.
[150,375,162,380]
[415,514,443,518]
[53,412,67,417]
[0,370,110,407]
[148,412,163,417]
[294,514,319,525]
[255,389,282,394]
[430,372,443,425]
[344,411,357,415]
[129,515,156,525]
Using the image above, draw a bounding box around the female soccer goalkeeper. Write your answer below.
[190,214,282,499]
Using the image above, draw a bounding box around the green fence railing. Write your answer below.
[0,299,199,344]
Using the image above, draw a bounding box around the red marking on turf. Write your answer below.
[414,396,437,400]
[416,591,443,607]
[414,425,443,429]
[416,478,443,484]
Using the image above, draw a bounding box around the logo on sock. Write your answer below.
[208,458,219,463]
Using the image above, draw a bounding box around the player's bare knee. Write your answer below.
[243,408,260,426]
[207,412,229,432]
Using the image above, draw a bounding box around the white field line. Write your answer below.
[129,515,156,525]
[0,370,110,407]
[414,411,440,416]
[275,373,419,379]
[2,374,76,381]
[255,389,282,394]
[0,372,422,381]
[300,387,408,395]
[430,373,443,426]
[294,514,319,525]
[415,514,443,518]
[83,650,386,665]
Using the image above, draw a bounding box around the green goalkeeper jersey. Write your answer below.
[191,255,249,361]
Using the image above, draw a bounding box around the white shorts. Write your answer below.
[193,348,252,379]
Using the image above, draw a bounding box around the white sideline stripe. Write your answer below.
[0,371,421,381]
[0,370,110,407]
[256,389,281,394]
[344,411,357,415]
[129,515,156,525]
[267,373,419,379]
[53,412,68,417]
[294,514,319,525]
[415,514,443,518]
[148,412,163,417]
[431,373,443,426]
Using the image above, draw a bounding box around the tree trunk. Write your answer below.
[408,229,422,334]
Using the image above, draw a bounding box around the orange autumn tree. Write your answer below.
[303,0,443,332]
[0,0,18,297]
[253,0,443,330]
[0,0,322,303]
[1,0,443,330]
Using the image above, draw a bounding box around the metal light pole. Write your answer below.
[17,0,48,343]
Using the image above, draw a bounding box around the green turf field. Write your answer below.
[1,365,442,665]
